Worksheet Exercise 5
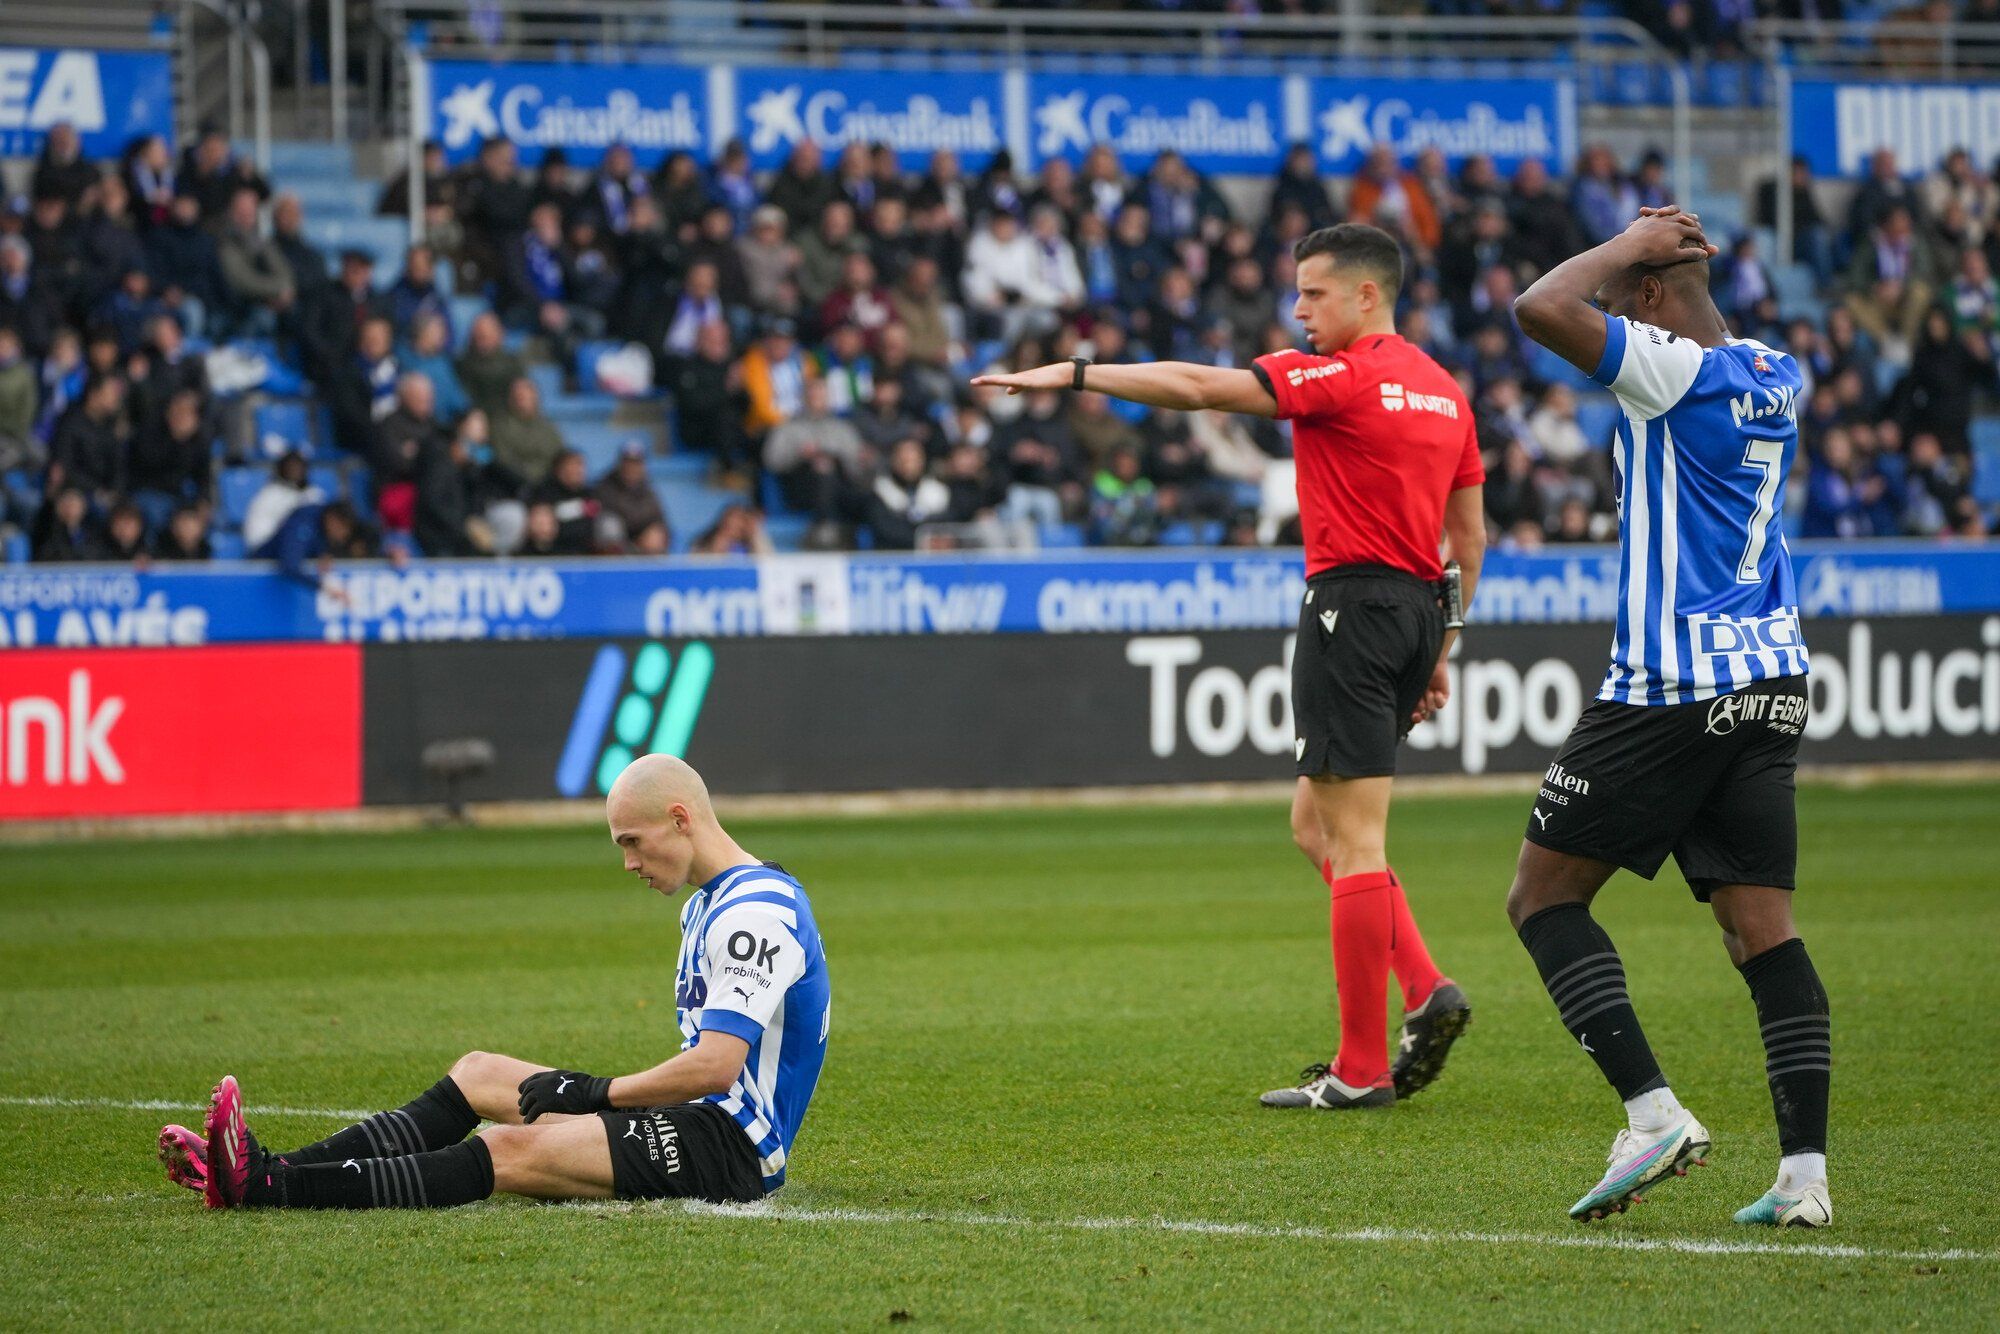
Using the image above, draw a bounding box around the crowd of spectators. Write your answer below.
[2,100,1997,567]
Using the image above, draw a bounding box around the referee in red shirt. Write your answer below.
[975,224,1486,1110]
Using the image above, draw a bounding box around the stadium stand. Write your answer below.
[1,7,1996,566]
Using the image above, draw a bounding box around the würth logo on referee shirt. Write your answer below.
[1379,383,1459,418]
[1286,360,1347,388]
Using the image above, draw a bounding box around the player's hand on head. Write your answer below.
[516,1069,613,1122]
[969,361,1072,396]
[1624,209,1715,265]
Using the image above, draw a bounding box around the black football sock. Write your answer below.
[1738,937,1831,1157]
[244,1138,495,1210]
[278,1077,480,1165]
[1517,903,1668,1101]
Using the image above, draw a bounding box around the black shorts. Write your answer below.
[1293,566,1445,779]
[600,1101,764,1203]
[1524,677,1810,900]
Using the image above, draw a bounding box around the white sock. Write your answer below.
[1774,1152,1827,1194]
[1624,1086,1687,1136]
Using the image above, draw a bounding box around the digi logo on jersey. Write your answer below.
[555,641,715,798]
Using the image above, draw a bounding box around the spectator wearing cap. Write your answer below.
[0,235,62,356]
[300,247,389,389]
[242,450,323,552]
[738,205,802,315]
[738,317,814,444]
[214,186,294,338]
[152,504,213,562]
[796,200,866,314]
[592,441,671,554]
[456,311,527,419]
[491,374,568,489]
[33,123,100,209]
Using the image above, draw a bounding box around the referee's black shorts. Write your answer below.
[1293,565,1445,780]
[599,1101,764,1203]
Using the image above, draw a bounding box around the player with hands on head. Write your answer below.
[978,223,1485,1112]
[1508,205,1831,1227]
[159,753,831,1212]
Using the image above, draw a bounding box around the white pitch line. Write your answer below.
[16,1096,1994,1265]
[0,1094,376,1120]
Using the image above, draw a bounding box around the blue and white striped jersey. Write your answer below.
[674,862,830,1193]
[1590,312,1812,705]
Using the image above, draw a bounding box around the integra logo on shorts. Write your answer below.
[1706,691,1808,736]
[555,641,716,798]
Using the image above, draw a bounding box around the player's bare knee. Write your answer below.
[476,1122,535,1165]
[449,1050,497,1084]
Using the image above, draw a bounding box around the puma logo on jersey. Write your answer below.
[1379,382,1459,417]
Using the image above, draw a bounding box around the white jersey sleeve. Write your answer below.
[696,903,807,1044]
[1591,313,1705,420]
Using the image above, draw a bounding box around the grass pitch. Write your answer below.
[2,782,1996,1328]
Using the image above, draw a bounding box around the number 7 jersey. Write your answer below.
[1589,312,1810,705]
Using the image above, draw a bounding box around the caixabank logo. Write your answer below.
[555,642,715,798]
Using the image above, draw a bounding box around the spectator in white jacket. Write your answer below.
[963,208,1071,344]
[242,450,325,552]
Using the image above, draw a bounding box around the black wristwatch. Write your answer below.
[1069,355,1091,391]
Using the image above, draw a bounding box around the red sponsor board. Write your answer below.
[0,645,361,819]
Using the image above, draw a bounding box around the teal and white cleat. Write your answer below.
[1568,1117,1711,1221]
[1734,1181,1831,1228]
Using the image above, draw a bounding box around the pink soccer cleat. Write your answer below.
[202,1076,250,1209]
[157,1124,209,1193]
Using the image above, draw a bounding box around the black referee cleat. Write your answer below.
[1392,981,1471,1100]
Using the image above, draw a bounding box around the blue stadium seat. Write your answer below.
[263,141,355,178]
[1575,393,1623,449]
[383,531,423,560]
[308,465,344,503]
[654,478,735,542]
[3,469,41,521]
[255,400,313,457]
[526,363,564,403]
[646,452,709,483]
[1037,522,1086,549]
[449,296,490,347]
[1528,342,1597,392]
[762,513,811,551]
[209,530,247,561]
[544,391,620,423]
[283,177,375,222]
[563,422,637,476]
[1773,264,1820,316]
[2,529,27,564]
[759,471,791,515]
[1973,420,2000,505]
[219,467,266,530]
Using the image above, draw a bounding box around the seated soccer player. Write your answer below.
[157,754,830,1211]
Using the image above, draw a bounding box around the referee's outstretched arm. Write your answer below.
[1514,205,1718,373]
[972,359,1280,418]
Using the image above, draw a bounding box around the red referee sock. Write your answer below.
[1385,867,1446,1012]
[1327,868,1395,1087]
